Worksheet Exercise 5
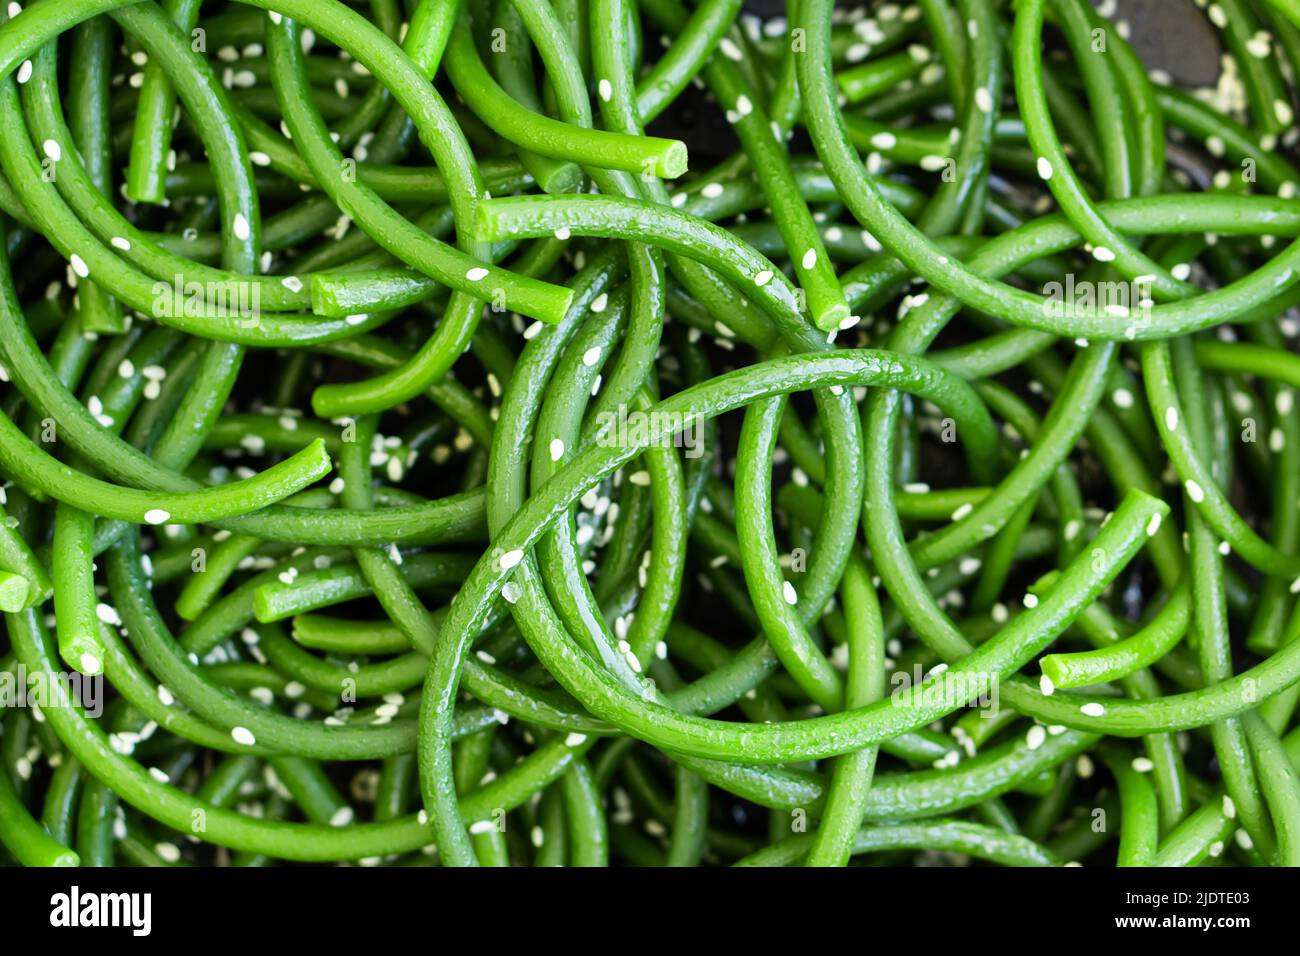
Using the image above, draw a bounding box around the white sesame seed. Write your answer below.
[499,549,524,569]
[466,266,490,281]
[801,249,817,270]
[782,581,798,605]
[1146,512,1162,536]
[1080,702,1106,717]
[230,726,256,746]
[1039,673,1055,695]
[753,269,774,287]
[1026,725,1046,749]
[582,346,602,367]
[324,806,352,827]
[565,732,587,747]
[232,213,250,241]
[549,438,565,461]
[1131,756,1154,773]
[143,509,170,525]
[42,139,61,162]
[1036,156,1054,180]
[1023,593,1039,609]
[155,842,181,863]
[870,131,897,150]
[70,254,89,278]
[1185,479,1205,503]
[16,60,32,84]
[1164,406,1179,431]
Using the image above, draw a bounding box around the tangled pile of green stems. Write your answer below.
[2,0,1300,869]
